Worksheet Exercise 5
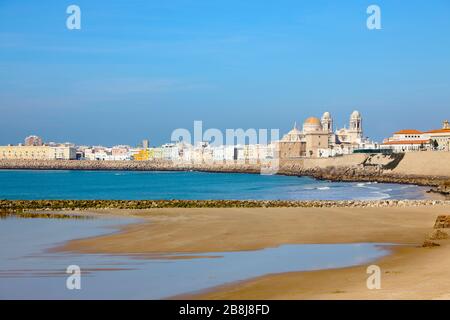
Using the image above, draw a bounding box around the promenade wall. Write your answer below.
[391,152,450,177]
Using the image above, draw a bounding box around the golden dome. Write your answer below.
[304,117,321,125]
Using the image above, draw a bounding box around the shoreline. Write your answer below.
[181,245,414,300]
[173,244,403,300]
[50,205,450,299]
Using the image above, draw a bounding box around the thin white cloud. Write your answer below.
[74,78,215,95]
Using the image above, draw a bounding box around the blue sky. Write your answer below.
[0,0,449,146]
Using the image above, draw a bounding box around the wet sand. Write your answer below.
[58,204,450,299]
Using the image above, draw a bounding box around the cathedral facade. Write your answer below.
[277,110,365,159]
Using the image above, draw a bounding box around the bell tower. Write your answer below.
[321,112,333,133]
[349,110,363,141]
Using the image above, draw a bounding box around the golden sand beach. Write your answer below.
[56,203,450,300]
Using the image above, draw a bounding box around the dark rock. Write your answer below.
[422,240,441,248]
[434,216,450,229]
[428,229,449,240]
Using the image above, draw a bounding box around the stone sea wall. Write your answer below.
[279,161,449,187]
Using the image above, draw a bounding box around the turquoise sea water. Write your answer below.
[0,217,391,299]
[0,170,428,200]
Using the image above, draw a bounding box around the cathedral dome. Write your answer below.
[303,117,323,132]
[304,117,321,125]
[351,110,361,119]
[322,112,331,120]
[281,123,303,142]
[287,127,301,135]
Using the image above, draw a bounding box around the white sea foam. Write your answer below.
[356,183,366,187]
[370,191,390,200]
[356,183,380,191]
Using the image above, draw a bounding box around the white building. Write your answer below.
[381,121,450,153]
[382,129,430,152]
[161,144,176,160]
[425,120,450,151]
[83,147,111,161]
[111,145,132,161]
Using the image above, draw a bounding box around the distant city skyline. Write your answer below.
[1,0,449,146]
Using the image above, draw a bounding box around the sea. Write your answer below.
[0,169,428,200]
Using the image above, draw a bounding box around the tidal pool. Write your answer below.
[0,217,391,299]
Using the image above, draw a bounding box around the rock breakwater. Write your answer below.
[1,199,449,212]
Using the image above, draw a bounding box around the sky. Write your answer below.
[0,0,449,146]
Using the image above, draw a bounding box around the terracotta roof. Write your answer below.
[425,129,450,134]
[394,129,423,135]
[383,140,430,145]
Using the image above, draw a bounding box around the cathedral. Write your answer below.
[277,111,365,158]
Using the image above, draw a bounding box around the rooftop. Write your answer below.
[394,129,423,135]
[425,129,450,134]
